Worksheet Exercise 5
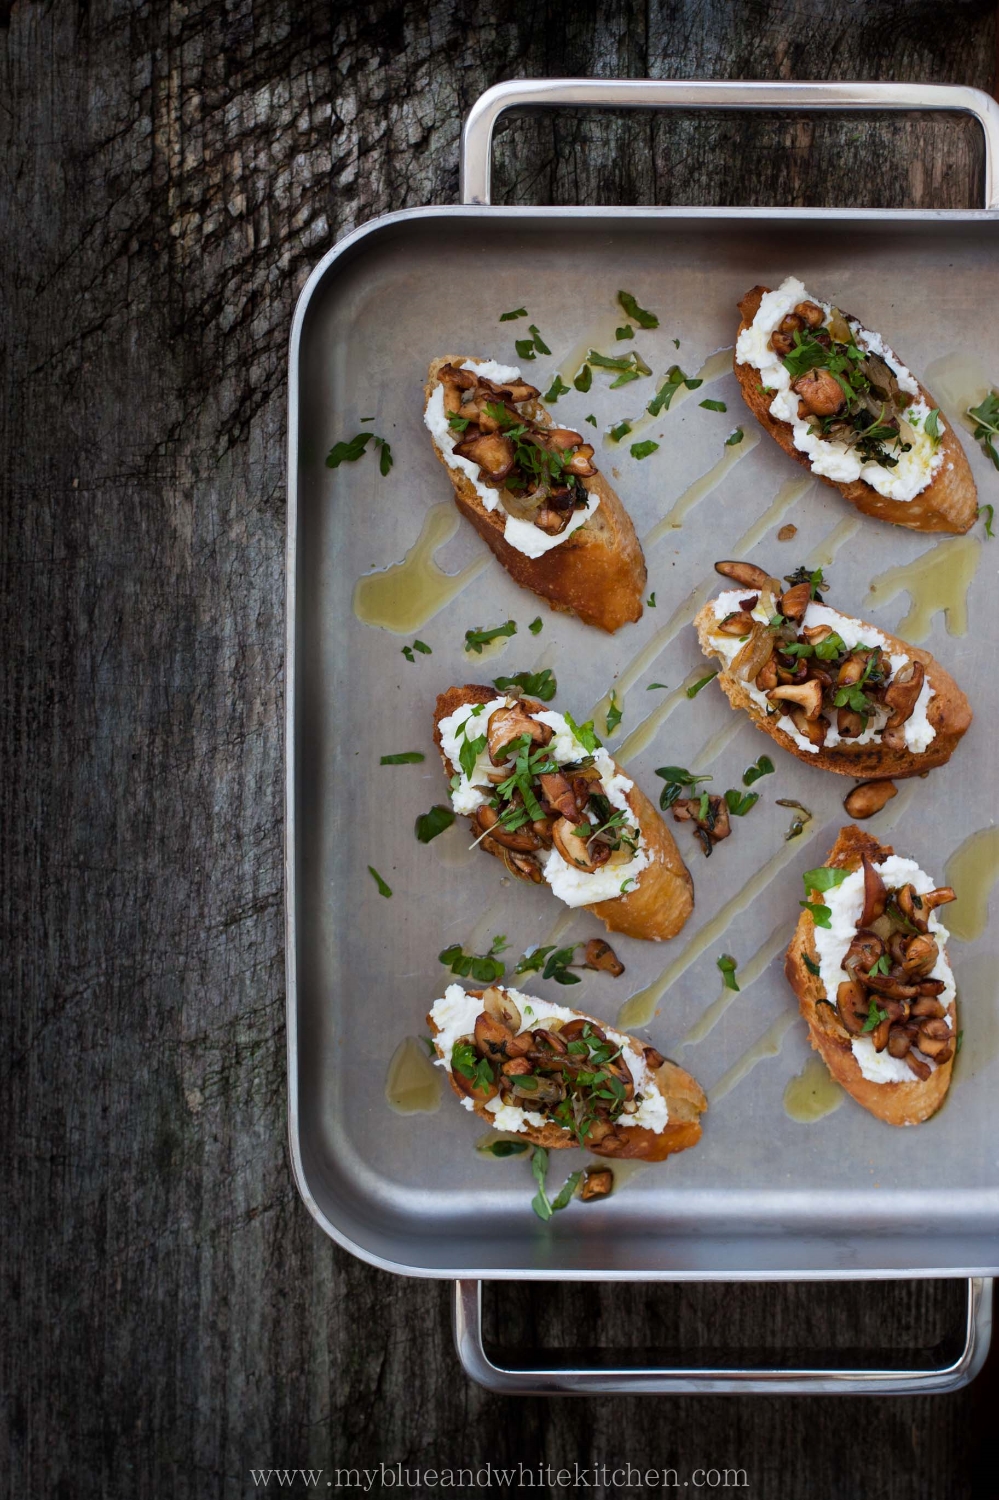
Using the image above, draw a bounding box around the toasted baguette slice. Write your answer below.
[425,356,646,632]
[735,287,977,534]
[433,685,694,942]
[694,596,971,780]
[785,826,956,1126]
[428,989,706,1161]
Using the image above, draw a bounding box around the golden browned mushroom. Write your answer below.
[454,431,515,481]
[837,654,867,687]
[870,1015,892,1053]
[844,781,897,820]
[922,887,957,916]
[901,934,938,977]
[486,704,552,765]
[792,368,845,418]
[893,883,928,933]
[755,656,778,692]
[643,1045,666,1069]
[837,708,867,739]
[509,1074,563,1106]
[731,621,776,683]
[545,427,585,451]
[440,363,478,390]
[537,771,578,821]
[802,623,834,645]
[859,855,888,927]
[794,300,826,328]
[483,987,522,1030]
[580,1166,614,1202]
[566,447,597,477]
[906,1054,932,1081]
[884,661,925,728]
[478,375,540,403]
[496,847,544,884]
[530,1027,569,1057]
[768,679,824,719]
[911,995,946,1020]
[787,706,828,746]
[715,611,755,637]
[714,560,775,590]
[552,816,603,871]
[501,1055,533,1077]
[888,1027,914,1058]
[560,1017,605,1045]
[533,505,572,536]
[474,1011,517,1059]
[475,804,541,853]
[584,938,625,977]
[837,978,868,1034]
[844,931,884,973]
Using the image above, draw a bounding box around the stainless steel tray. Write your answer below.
[287,80,999,1391]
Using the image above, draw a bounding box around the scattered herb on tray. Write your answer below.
[717,954,740,992]
[414,805,456,843]
[367,866,392,897]
[380,751,425,765]
[493,668,557,702]
[465,620,517,654]
[617,290,659,329]
[743,754,775,787]
[439,933,508,984]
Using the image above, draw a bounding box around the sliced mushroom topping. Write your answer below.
[778,581,812,621]
[910,995,946,1020]
[801,623,834,645]
[552,816,608,872]
[843,931,884,973]
[837,978,868,1034]
[477,375,541,403]
[870,1015,892,1053]
[921,887,956,917]
[452,1061,499,1104]
[836,707,867,739]
[859,855,888,927]
[483,987,522,1031]
[884,660,925,729]
[560,1018,604,1045]
[768,679,823,719]
[787,706,827,747]
[714,560,775,590]
[545,427,585,451]
[915,1031,950,1060]
[862,971,920,1001]
[716,611,755,637]
[755,656,778,692]
[584,938,626,976]
[501,1055,533,1077]
[475,804,541,852]
[836,653,867,687]
[474,1010,517,1059]
[887,1027,914,1058]
[486,704,552,765]
[566,446,597,477]
[731,621,775,684]
[672,794,731,856]
[892,883,927,933]
[496,847,544,884]
[453,431,516,482]
[537,771,578,821]
[580,1166,614,1201]
[794,300,826,328]
[439,363,479,391]
[843,780,897,820]
[901,934,938,977]
[643,1045,666,1070]
[792,367,845,418]
[510,1075,564,1106]
[906,1054,932,1082]
[530,1027,568,1057]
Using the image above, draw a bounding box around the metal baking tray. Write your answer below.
[287,81,999,1391]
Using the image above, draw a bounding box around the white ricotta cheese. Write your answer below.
[428,984,669,1133]
[734,275,945,503]
[422,361,601,557]
[809,855,956,1086]
[709,591,935,755]
[437,695,510,814]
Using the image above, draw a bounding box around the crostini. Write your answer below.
[428,983,706,1159]
[433,685,694,942]
[785,826,958,1126]
[424,356,646,632]
[693,560,971,779]
[734,279,977,533]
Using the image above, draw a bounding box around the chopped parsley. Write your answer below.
[529,616,544,634]
[725,428,744,446]
[724,789,759,817]
[584,413,597,427]
[367,866,392,897]
[686,671,718,698]
[326,432,392,474]
[617,290,659,329]
[565,711,600,753]
[647,592,656,608]
[979,503,995,539]
[380,751,425,765]
[516,943,582,986]
[439,934,508,984]
[452,1040,495,1093]
[616,324,634,341]
[700,398,727,412]
[605,691,623,734]
[465,620,517,654]
[528,323,551,356]
[544,374,571,402]
[861,999,889,1034]
[610,420,632,442]
[630,440,659,460]
[800,901,833,928]
[493,668,557,702]
[647,365,702,417]
[717,954,740,992]
[803,866,851,895]
[499,307,528,321]
[574,364,593,393]
[968,392,999,469]
[803,954,821,977]
[743,754,775,787]
[414,804,456,843]
[647,682,668,690]
[655,765,711,811]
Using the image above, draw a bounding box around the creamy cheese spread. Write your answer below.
[810,856,956,1085]
[735,276,945,503]
[436,698,650,905]
[423,360,600,558]
[429,984,669,1132]
[709,590,936,755]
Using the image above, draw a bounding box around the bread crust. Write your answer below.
[428,1003,706,1161]
[784,825,956,1126]
[694,597,971,780]
[433,685,694,942]
[425,356,646,632]
[734,287,978,534]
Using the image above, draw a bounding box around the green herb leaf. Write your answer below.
[465,620,517,654]
[380,751,425,765]
[544,374,570,402]
[743,754,775,787]
[326,433,372,467]
[415,804,456,843]
[979,503,995,539]
[401,646,415,663]
[531,1147,552,1221]
[413,639,432,655]
[438,938,506,984]
[654,765,711,811]
[957,1029,964,1053]
[478,1138,530,1157]
[924,407,941,441]
[605,691,623,735]
[861,999,889,1034]
[647,682,668,690]
[493,668,557,702]
[574,364,593,393]
[803,954,821,977]
[968,392,999,471]
[615,324,634,341]
[373,435,393,475]
[610,368,641,389]
[725,428,744,446]
[630,440,659,460]
[565,711,600,754]
[515,338,536,361]
[724,788,759,817]
[686,671,718,698]
[800,900,832,928]
[610,420,632,442]
[868,954,892,978]
[528,616,543,635]
[447,413,472,433]
[699,399,727,412]
[367,865,392,897]
[551,1171,583,1212]
[647,592,656,608]
[717,953,740,992]
[584,413,597,427]
[499,307,528,321]
[803,867,851,896]
[528,324,551,356]
[617,290,659,329]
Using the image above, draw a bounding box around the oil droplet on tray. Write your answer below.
[353,502,488,633]
[944,825,999,942]
[864,535,980,643]
[923,353,991,432]
[783,1056,844,1123]
[385,1036,442,1115]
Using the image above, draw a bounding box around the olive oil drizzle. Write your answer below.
[678,922,792,1050]
[710,1011,798,1103]
[642,430,759,548]
[944,825,999,942]
[609,347,736,447]
[385,1036,442,1115]
[353,502,488,633]
[922,352,992,435]
[864,535,980,644]
[804,516,861,569]
[783,1056,845,1123]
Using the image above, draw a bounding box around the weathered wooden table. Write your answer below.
[3,3,997,1496]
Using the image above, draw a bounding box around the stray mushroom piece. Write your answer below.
[844,781,898,820]
[713,560,776,591]
[583,938,626,977]
[580,1166,614,1202]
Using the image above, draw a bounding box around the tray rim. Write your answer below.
[286,204,999,1281]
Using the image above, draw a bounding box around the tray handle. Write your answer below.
[452,1277,992,1395]
[460,78,999,210]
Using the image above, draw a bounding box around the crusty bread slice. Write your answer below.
[425,356,646,633]
[693,597,971,780]
[433,685,694,942]
[784,825,956,1126]
[428,1000,706,1161]
[735,287,978,534]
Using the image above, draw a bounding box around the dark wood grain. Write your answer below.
[2,3,996,1497]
